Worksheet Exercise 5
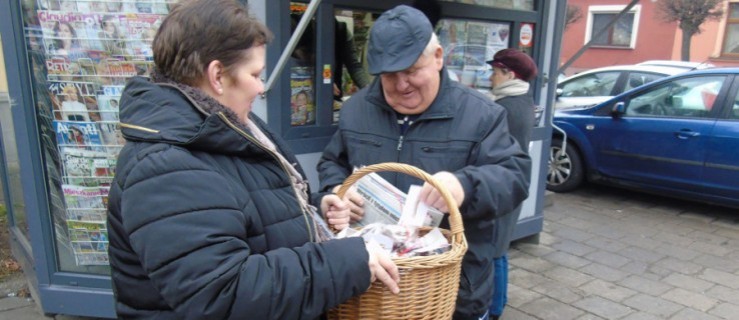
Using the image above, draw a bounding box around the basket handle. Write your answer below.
[335,162,465,238]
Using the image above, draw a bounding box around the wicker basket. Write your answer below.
[328,163,468,320]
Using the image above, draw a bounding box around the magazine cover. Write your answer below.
[60,147,115,186]
[67,219,109,265]
[62,184,108,210]
[290,66,316,126]
[96,94,120,121]
[49,80,98,121]
[53,120,104,151]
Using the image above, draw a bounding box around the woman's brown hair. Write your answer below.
[152,0,273,85]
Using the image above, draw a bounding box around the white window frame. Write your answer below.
[585,5,641,49]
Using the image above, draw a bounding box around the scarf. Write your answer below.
[490,79,530,101]
[151,71,334,242]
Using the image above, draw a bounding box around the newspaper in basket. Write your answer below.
[328,163,468,320]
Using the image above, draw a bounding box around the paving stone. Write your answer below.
[705,285,739,305]
[693,254,739,274]
[537,232,560,246]
[708,302,739,320]
[699,268,739,290]
[574,314,606,320]
[687,241,734,257]
[582,237,628,253]
[509,268,550,290]
[584,251,630,268]
[499,307,537,320]
[544,266,596,288]
[551,240,597,257]
[654,243,701,261]
[652,257,703,275]
[0,305,52,320]
[542,251,592,269]
[618,246,665,263]
[678,212,717,224]
[650,230,695,247]
[618,235,660,250]
[618,275,673,296]
[661,287,718,312]
[622,294,683,318]
[0,297,34,312]
[529,279,585,304]
[552,227,596,243]
[513,242,556,257]
[506,283,544,308]
[578,279,637,303]
[686,229,733,246]
[668,307,724,320]
[510,256,557,273]
[586,225,626,240]
[618,311,663,320]
[572,296,632,319]
[559,217,600,232]
[578,263,629,282]
[661,273,714,292]
[518,296,584,320]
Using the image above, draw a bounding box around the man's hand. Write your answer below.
[332,185,365,222]
[418,171,465,213]
[320,194,351,230]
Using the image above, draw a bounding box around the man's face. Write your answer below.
[379,47,443,115]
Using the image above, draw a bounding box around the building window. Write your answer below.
[586,5,641,49]
[722,3,739,56]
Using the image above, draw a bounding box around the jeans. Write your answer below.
[488,255,508,317]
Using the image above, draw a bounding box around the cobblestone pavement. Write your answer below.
[505,185,739,320]
[1,184,737,319]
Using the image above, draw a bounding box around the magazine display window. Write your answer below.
[1,0,564,317]
[24,0,173,275]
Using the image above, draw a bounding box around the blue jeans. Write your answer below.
[488,255,508,317]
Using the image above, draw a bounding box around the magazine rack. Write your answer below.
[328,162,468,320]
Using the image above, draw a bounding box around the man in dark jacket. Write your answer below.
[317,5,531,320]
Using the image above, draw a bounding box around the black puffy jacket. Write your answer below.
[107,76,370,319]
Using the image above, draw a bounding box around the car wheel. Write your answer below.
[547,138,584,192]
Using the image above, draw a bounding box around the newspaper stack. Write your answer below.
[352,172,444,228]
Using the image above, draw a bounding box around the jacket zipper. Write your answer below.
[217,112,316,242]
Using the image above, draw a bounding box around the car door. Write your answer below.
[556,71,621,109]
[591,75,728,192]
[702,78,739,201]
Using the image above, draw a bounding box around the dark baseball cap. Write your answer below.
[486,48,538,81]
[367,5,433,75]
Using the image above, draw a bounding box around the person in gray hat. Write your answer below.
[317,5,531,320]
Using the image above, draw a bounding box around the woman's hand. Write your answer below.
[332,185,365,222]
[320,194,351,230]
[365,240,400,294]
[418,171,465,213]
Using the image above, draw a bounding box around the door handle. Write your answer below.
[675,129,700,139]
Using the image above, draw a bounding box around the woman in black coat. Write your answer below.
[106,1,398,319]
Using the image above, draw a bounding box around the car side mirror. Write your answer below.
[611,101,625,117]
[556,88,563,99]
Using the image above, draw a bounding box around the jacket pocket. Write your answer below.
[345,134,386,167]
[412,141,473,174]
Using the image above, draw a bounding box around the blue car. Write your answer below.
[547,68,739,208]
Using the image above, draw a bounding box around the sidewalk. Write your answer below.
[2,184,738,319]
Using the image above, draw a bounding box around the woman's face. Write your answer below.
[490,66,513,89]
[59,24,73,39]
[295,93,308,107]
[216,45,266,123]
[103,20,116,34]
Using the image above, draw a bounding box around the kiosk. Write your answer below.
[0,0,565,317]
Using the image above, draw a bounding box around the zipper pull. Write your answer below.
[397,135,404,151]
